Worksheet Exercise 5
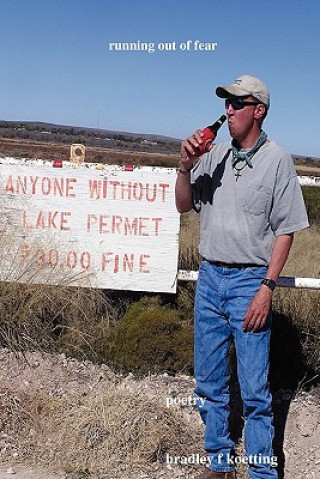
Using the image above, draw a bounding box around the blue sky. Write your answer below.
[0,0,319,157]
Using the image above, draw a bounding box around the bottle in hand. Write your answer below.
[197,114,226,154]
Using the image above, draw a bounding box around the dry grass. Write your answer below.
[0,386,203,477]
[0,220,115,357]
[281,226,320,277]
[0,281,114,359]
[179,210,200,270]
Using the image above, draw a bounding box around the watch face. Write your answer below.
[262,279,276,291]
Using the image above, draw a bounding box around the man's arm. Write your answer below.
[242,233,294,332]
[175,169,193,213]
[175,129,207,213]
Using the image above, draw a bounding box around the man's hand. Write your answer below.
[242,286,273,332]
[242,234,293,332]
[176,128,215,212]
[181,129,203,158]
[180,129,214,170]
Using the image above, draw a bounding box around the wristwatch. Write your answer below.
[261,278,277,292]
[179,165,193,173]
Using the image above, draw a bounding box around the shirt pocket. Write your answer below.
[241,183,272,216]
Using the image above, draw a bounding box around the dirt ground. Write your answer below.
[0,349,319,479]
[0,138,178,168]
[295,163,320,177]
[0,464,66,478]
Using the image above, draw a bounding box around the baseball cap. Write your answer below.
[216,75,270,109]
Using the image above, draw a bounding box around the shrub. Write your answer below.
[95,296,193,375]
[93,155,105,163]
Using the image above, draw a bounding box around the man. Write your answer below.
[175,75,309,479]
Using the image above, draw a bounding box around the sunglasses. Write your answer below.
[225,98,260,110]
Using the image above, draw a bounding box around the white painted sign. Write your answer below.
[0,160,180,293]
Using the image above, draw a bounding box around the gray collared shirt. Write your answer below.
[191,140,309,266]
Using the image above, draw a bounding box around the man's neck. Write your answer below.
[235,129,262,150]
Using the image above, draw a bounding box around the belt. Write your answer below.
[206,260,265,269]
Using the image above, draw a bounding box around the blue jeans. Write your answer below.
[194,260,277,479]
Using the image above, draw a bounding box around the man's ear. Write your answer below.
[254,104,266,121]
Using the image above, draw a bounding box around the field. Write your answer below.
[0,137,179,168]
[0,134,319,171]
[0,137,319,479]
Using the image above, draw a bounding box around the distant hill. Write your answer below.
[292,154,320,165]
[0,120,180,146]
